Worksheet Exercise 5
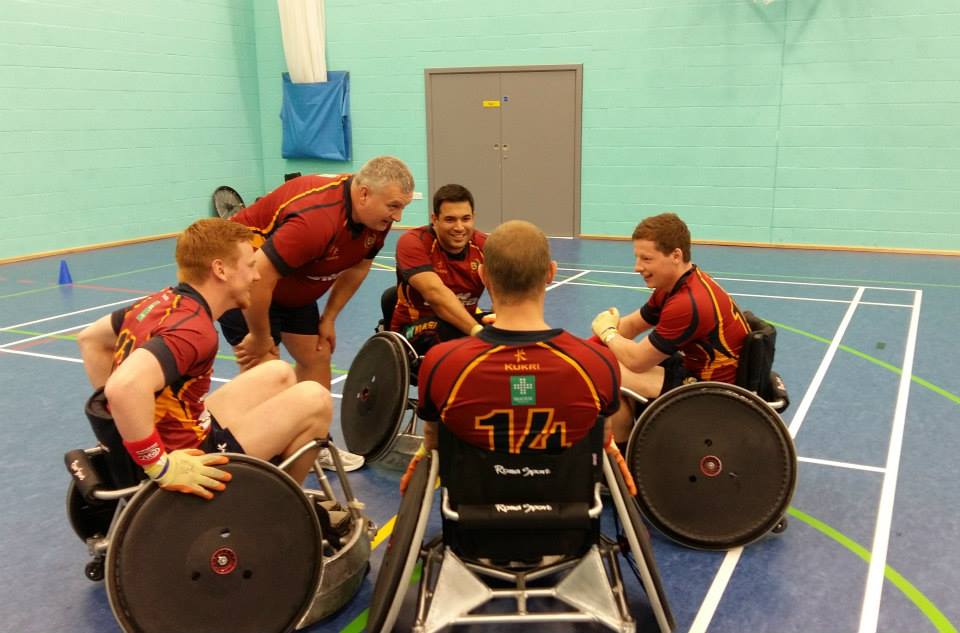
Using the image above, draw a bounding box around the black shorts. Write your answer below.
[199,417,245,454]
[659,354,695,396]
[218,303,320,347]
[398,316,465,357]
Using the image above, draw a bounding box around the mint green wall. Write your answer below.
[252,0,959,250]
[0,0,263,260]
[3,1,957,258]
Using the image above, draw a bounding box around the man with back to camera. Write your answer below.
[590,212,749,448]
[77,218,332,497]
[219,156,415,471]
[389,183,490,357]
[400,220,636,494]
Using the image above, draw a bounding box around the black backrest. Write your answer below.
[736,311,777,398]
[84,388,145,488]
[438,419,604,560]
[380,286,398,330]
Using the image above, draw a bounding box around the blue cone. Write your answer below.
[58,260,73,285]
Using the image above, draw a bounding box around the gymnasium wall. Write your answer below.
[0,0,264,260]
[252,0,960,251]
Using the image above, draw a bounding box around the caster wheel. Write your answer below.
[85,559,104,582]
[772,517,788,534]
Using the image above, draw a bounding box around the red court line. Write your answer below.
[10,336,64,352]
[73,283,151,295]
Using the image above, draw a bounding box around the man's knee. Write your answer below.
[290,380,332,431]
[256,359,298,388]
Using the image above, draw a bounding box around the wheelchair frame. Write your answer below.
[367,438,675,633]
[65,436,375,632]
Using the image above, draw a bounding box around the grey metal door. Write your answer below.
[426,72,503,232]
[500,70,577,236]
[426,66,582,236]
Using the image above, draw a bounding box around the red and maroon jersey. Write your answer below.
[418,328,620,453]
[640,265,748,382]
[390,226,487,330]
[230,174,388,308]
[110,284,218,450]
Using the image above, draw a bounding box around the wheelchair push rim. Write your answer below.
[626,382,797,550]
[105,454,323,633]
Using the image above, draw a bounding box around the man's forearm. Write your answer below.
[424,288,478,334]
[321,262,371,321]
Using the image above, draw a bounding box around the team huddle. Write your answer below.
[78,155,751,500]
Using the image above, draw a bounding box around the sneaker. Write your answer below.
[318,446,365,472]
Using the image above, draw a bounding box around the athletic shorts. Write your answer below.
[199,416,245,454]
[218,303,320,347]
[659,354,696,396]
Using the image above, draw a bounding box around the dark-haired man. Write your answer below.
[389,183,489,356]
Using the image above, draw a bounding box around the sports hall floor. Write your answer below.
[1,233,957,633]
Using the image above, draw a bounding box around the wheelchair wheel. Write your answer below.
[626,382,797,550]
[105,455,322,633]
[366,453,438,633]
[605,455,675,633]
[341,332,414,462]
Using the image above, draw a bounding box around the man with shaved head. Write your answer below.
[401,220,634,494]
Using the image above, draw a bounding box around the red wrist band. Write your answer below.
[123,429,166,468]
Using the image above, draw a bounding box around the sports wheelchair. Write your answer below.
[621,311,797,550]
[64,389,376,633]
[340,286,439,469]
[366,421,675,633]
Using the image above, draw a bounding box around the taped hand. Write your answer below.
[591,307,620,344]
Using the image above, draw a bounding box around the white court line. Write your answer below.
[561,280,906,307]
[0,347,83,364]
[0,322,91,349]
[798,456,886,474]
[689,286,865,633]
[788,286,865,438]
[0,296,143,331]
[556,266,918,293]
[858,289,921,633]
[547,269,591,290]
[689,548,744,633]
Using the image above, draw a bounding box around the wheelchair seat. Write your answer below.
[736,311,789,412]
[378,285,398,333]
[64,389,375,632]
[367,421,675,633]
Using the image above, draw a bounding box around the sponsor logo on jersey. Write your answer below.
[509,375,537,405]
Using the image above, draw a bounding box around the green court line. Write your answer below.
[336,507,955,633]
[767,321,960,407]
[556,261,960,290]
[787,507,957,633]
[0,263,175,300]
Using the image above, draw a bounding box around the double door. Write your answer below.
[426,66,582,236]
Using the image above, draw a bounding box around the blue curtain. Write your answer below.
[280,71,351,160]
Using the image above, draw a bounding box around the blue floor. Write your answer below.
[1,234,958,633]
